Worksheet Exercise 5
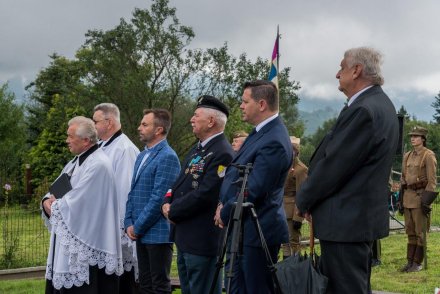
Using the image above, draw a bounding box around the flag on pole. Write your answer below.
[268,27,279,89]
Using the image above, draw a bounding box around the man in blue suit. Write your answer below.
[124,109,180,294]
[216,80,293,294]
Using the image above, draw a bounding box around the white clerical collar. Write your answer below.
[347,85,373,107]
[256,113,279,132]
[200,132,223,147]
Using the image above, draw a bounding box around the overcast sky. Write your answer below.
[1,0,439,121]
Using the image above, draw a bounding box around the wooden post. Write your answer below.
[25,164,32,196]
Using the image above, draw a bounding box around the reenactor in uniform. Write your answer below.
[400,126,437,272]
[281,136,308,258]
[231,130,248,152]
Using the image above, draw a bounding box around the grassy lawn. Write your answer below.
[1,231,440,293]
[370,231,440,293]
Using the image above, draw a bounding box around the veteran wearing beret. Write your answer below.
[162,95,234,294]
[400,126,437,272]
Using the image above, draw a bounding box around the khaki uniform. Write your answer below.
[281,157,308,256]
[400,144,437,270]
[402,146,437,246]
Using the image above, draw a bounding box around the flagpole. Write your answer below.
[277,25,280,78]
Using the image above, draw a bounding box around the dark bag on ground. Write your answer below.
[275,222,327,294]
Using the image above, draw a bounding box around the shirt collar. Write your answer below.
[144,138,165,152]
[347,85,373,107]
[200,132,223,147]
[256,113,278,132]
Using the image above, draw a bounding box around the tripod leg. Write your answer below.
[209,204,244,294]
[209,210,232,294]
[248,206,283,294]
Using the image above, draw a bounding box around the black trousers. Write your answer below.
[319,240,372,294]
[119,268,139,294]
[45,265,119,294]
[136,242,173,294]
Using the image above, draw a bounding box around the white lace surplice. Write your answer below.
[43,149,123,289]
[101,133,139,278]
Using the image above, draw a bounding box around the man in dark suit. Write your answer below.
[216,80,292,294]
[124,109,180,294]
[296,47,399,293]
[162,96,234,294]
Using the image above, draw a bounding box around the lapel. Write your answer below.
[309,86,382,169]
[133,140,167,185]
[234,117,280,161]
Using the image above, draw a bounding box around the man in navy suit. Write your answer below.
[162,96,234,294]
[124,109,180,294]
[296,47,399,293]
[216,80,292,294]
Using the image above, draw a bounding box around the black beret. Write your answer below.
[196,95,229,117]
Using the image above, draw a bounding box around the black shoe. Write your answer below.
[406,263,422,272]
[400,262,412,272]
[371,259,381,267]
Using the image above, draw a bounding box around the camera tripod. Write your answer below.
[209,163,282,294]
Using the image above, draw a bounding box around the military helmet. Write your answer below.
[408,126,428,138]
[233,130,249,139]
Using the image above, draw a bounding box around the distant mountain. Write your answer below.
[299,107,338,136]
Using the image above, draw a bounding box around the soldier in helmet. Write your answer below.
[231,130,249,152]
[400,126,437,272]
[281,136,308,258]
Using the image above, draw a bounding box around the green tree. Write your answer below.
[0,84,27,178]
[431,91,440,124]
[25,54,88,145]
[308,117,337,148]
[26,0,303,182]
[28,94,87,189]
[397,105,410,121]
[76,0,303,151]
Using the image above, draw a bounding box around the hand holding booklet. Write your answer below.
[49,173,72,199]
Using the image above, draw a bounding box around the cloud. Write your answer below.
[1,0,439,122]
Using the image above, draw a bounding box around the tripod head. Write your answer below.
[230,163,253,181]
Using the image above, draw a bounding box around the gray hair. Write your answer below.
[203,107,227,130]
[344,47,384,86]
[93,103,121,124]
[68,116,98,144]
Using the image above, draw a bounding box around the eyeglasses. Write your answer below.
[93,118,109,124]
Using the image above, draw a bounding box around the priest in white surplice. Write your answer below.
[42,116,123,294]
[93,103,140,293]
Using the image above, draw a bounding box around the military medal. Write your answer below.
[192,181,199,189]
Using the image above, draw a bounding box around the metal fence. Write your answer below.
[0,194,439,270]
[0,205,49,269]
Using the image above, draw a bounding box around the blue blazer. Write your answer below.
[124,140,180,244]
[220,116,292,247]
